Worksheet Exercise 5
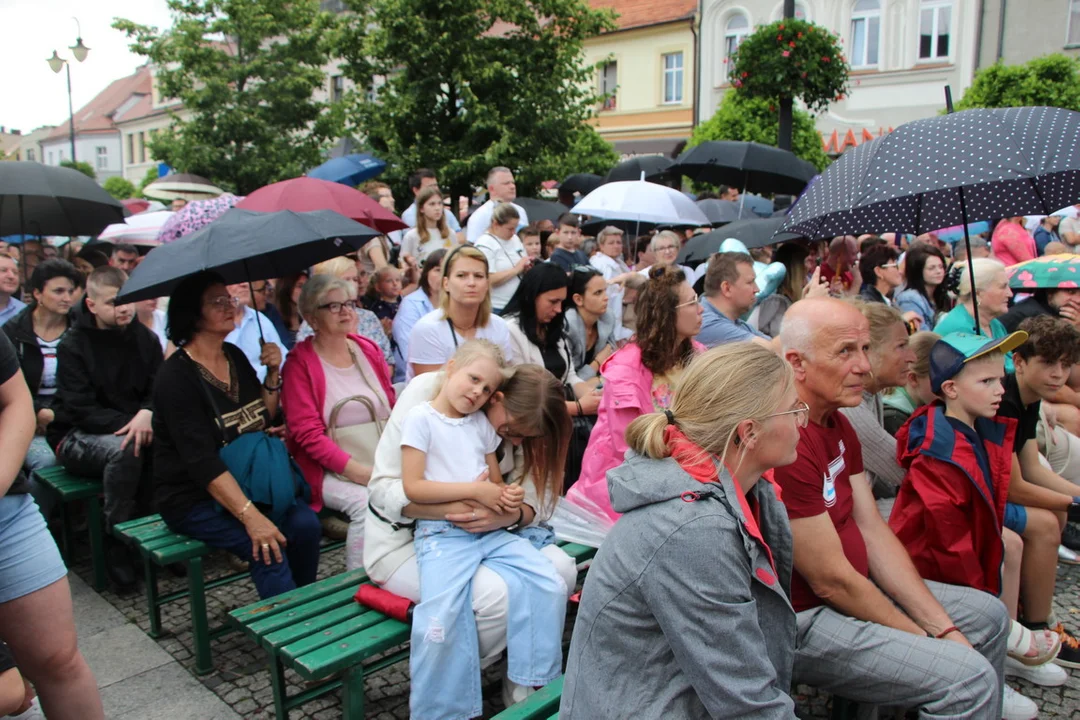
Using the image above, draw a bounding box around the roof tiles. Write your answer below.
[590,0,697,31]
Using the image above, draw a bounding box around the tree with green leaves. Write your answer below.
[103,176,137,200]
[956,54,1080,112]
[114,0,346,195]
[337,0,617,207]
[136,167,160,199]
[690,92,830,172]
[59,160,96,180]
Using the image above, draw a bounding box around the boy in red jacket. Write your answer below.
[890,332,1074,708]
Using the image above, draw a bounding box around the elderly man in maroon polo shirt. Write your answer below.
[774,298,1009,717]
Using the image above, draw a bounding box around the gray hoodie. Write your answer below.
[561,451,798,719]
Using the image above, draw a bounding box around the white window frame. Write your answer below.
[599,61,618,110]
[662,52,684,104]
[1067,0,1080,46]
[918,0,953,62]
[723,13,751,80]
[850,0,882,68]
[95,146,108,170]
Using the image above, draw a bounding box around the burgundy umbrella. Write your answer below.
[236,176,407,235]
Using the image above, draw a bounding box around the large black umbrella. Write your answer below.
[696,198,757,225]
[115,209,379,304]
[514,197,569,226]
[0,162,124,237]
[560,173,603,196]
[678,217,803,267]
[778,106,1080,329]
[672,141,818,196]
[604,156,673,184]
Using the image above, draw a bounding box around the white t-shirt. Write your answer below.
[473,231,527,310]
[36,336,61,397]
[400,402,501,487]
[400,226,455,264]
[589,252,631,282]
[405,309,515,381]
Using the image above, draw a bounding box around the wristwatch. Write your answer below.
[506,508,525,532]
[263,375,283,392]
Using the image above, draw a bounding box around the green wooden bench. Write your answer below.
[32,466,106,591]
[113,513,345,676]
[228,541,597,720]
[492,676,563,719]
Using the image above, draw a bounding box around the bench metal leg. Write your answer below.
[269,655,289,720]
[341,667,365,720]
[58,498,74,564]
[86,496,106,591]
[187,556,213,675]
[142,554,163,638]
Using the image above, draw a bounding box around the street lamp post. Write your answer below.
[47,18,90,164]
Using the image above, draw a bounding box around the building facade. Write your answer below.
[975,0,1080,68]
[584,0,698,158]
[113,68,188,185]
[699,0,980,150]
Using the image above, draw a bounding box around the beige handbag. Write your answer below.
[325,343,391,480]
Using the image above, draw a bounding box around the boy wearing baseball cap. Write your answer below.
[890,332,1076,710]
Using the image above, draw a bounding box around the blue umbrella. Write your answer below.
[1,235,41,245]
[307,153,386,186]
[739,193,774,218]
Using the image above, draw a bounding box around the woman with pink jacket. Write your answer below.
[991,217,1038,267]
[281,274,395,570]
[566,265,704,523]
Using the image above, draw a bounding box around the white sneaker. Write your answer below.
[1,697,45,720]
[1058,544,1080,564]
[1002,685,1038,720]
[501,675,536,708]
[1005,655,1068,686]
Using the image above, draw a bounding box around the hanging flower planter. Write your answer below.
[730,19,851,114]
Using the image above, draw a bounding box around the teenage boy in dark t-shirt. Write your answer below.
[547,214,588,273]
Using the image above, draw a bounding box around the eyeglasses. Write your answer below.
[764,401,810,428]
[207,296,240,311]
[318,300,358,314]
[879,262,899,270]
[250,284,269,294]
[675,293,699,309]
[654,245,679,253]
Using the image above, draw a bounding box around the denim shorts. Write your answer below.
[0,494,67,604]
[1004,502,1027,535]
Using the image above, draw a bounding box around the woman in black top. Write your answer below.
[153,271,320,598]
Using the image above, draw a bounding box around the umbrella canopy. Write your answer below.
[1007,254,1080,289]
[930,221,992,244]
[307,153,386,186]
[236,177,407,234]
[513,198,569,226]
[677,217,803,267]
[116,209,380,304]
[121,198,151,214]
[157,194,242,244]
[0,162,124,237]
[98,211,174,245]
[780,107,1080,240]
[740,193,776,218]
[574,180,709,227]
[559,173,604,196]
[672,141,818,195]
[696,198,757,225]
[604,156,673,184]
[142,173,226,202]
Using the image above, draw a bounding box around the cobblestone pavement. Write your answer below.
[69,543,1080,719]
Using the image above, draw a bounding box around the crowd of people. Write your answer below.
[2,166,1080,719]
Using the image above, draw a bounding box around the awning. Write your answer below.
[612,137,687,160]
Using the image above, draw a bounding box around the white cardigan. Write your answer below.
[503,315,584,388]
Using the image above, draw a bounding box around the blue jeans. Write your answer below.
[25,436,58,520]
[410,520,566,720]
[169,499,321,599]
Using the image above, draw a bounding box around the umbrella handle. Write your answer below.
[243,262,266,345]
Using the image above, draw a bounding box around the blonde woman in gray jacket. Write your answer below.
[562,343,805,719]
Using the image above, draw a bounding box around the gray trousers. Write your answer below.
[794,580,1008,720]
[57,429,151,530]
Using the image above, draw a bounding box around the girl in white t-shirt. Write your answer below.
[400,340,566,720]
[400,186,456,264]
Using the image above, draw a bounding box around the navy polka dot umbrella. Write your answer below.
[778,106,1080,329]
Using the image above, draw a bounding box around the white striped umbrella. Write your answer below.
[97,210,174,245]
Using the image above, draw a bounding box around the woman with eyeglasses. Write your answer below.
[280,274,396,571]
[295,256,394,373]
[152,271,321,599]
[562,343,806,719]
[857,243,903,306]
[406,245,514,380]
[933,258,1015,373]
[364,363,576,707]
[566,265,704,523]
[635,230,696,281]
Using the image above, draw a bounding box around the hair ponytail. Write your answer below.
[625,412,672,460]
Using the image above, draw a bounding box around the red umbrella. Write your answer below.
[236,176,407,235]
[121,198,150,214]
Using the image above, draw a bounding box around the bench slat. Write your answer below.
[290,618,409,680]
[558,542,596,562]
[262,601,369,651]
[229,569,368,629]
[246,585,362,638]
[113,515,164,533]
[150,540,213,565]
[492,677,564,720]
[120,522,176,543]
[280,609,391,664]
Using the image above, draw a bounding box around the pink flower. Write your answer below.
[1061,281,1079,288]
[734,80,743,87]
[782,50,791,57]
[789,41,796,48]
[779,23,785,30]
[822,56,831,63]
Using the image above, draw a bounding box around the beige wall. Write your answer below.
[976,0,1080,68]
[116,108,189,183]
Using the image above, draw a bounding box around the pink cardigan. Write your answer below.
[991,221,1037,267]
[281,334,396,511]
[566,340,704,523]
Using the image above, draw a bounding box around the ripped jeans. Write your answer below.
[411,520,567,720]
